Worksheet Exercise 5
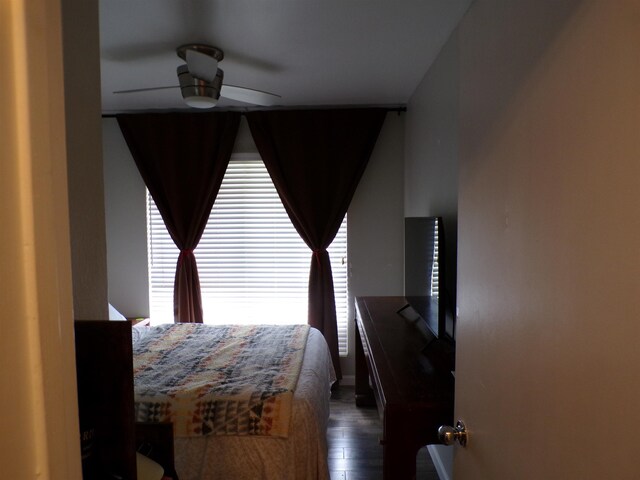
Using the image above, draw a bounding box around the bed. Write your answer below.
[131,322,336,480]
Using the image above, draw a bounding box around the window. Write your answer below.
[147,153,349,355]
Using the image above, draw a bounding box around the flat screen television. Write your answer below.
[403,216,455,342]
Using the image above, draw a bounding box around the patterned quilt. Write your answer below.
[132,323,310,438]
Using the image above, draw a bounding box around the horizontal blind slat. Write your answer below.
[147,156,348,355]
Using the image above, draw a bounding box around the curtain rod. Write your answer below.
[101,105,406,118]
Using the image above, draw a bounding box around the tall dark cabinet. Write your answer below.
[74,320,137,480]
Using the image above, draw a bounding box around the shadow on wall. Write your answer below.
[459,0,584,154]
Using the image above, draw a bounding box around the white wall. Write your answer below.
[405,33,459,220]
[404,31,460,318]
[103,119,149,316]
[404,26,461,480]
[346,113,406,376]
[103,114,405,377]
[63,0,108,320]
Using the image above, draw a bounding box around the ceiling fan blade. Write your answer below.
[220,84,281,106]
[186,48,219,82]
[113,85,179,94]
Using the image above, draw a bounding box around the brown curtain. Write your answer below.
[117,112,241,323]
[246,109,387,378]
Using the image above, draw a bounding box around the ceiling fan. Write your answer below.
[113,44,281,109]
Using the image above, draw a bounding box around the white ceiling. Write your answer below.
[100,0,471,113]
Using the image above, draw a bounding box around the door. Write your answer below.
[453,0,640,478]
[1,0,83,478]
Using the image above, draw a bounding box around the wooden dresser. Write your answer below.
[355,296,455,480]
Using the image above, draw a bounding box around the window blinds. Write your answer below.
[147,154,349,355]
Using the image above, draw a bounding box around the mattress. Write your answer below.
[133,325,336,480]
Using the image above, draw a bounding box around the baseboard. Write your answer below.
[427,444,453,480]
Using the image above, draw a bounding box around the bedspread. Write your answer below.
[132,323,309,438]
[172,327,336,480]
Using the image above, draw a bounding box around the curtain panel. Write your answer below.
[246,108,387,378]
[117,112,241,323]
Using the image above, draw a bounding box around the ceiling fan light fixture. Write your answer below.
[177,64,223,109]
[183,94,218,109]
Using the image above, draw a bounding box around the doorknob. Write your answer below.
[438,420,468,446]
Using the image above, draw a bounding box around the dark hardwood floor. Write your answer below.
[328,386,440,480]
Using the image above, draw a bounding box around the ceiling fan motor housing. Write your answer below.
[177,64,223,108]
[111,43,280,108]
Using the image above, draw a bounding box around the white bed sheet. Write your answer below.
[171,327,336,480]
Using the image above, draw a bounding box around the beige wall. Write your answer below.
[1,0,83,478]
[455,0,640,477]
